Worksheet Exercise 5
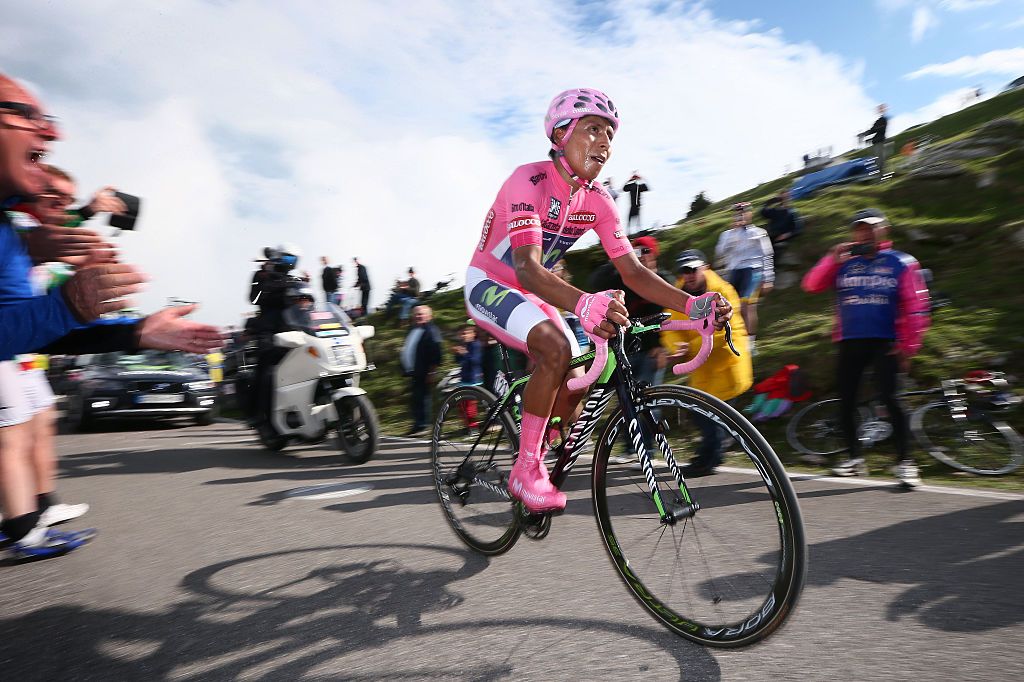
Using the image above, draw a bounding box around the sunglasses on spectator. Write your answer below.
[0,101,58,131]
[678,266,699,274]
[634,247,653,257]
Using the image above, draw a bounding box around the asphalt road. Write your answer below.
[1,420,1022,681]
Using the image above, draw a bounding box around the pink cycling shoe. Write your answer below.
[508,450,566,513]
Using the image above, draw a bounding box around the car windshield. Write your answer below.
[95,350,194,370]
[283,302,353,337]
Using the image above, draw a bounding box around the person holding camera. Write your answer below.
[801,209,930,487]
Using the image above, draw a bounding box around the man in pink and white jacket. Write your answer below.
[802,208,930,487]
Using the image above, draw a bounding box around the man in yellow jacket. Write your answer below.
[661,249,753,475]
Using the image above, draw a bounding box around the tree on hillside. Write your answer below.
[686,191,712,219]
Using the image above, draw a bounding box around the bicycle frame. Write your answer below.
[452,317,700,524]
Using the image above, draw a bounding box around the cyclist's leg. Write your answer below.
[530,296,585,446]
[873,341,908,461]
[837,340,870,458]
[465,269,569,512]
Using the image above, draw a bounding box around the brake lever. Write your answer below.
[724,321,740,357]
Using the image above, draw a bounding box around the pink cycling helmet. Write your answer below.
[544,88,619,141]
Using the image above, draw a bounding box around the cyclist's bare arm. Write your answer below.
[512,245,627,339]
[611,252,733,329]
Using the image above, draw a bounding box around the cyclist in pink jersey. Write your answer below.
[466,88,732,513]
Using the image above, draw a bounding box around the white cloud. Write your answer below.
[911,6,940,42]
[0,0,877,326]
[938,0,1000,10]
[889,85,993,134]
[906,47,1024,78]
[1006,16,1024,28]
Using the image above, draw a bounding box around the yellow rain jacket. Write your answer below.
[660,269,752,401]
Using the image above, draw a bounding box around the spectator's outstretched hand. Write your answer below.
[86,186,128,215]
[62,263,147,321]
[137,304,224,354]
[26,224,116,265]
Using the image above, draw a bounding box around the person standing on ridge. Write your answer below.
[622,171,648,235]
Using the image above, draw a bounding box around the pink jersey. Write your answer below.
[470,160,632,286]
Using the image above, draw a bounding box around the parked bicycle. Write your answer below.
[430,296,807,648]
[787,370,1022,476]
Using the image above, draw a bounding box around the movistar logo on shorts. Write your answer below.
[481,285,511,307]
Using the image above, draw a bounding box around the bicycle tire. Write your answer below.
[431,385,522,555]
[787,398,867,457]
[593,385,806,648]
[911,401,1024,476]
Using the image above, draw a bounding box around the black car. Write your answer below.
[64,350,218,430]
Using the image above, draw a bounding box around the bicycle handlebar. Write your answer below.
[567,292,740,392]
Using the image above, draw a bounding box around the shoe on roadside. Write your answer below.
[40,502,90,527]
[831,457,867,477]
[681,462,718,478]
[799,453,828,466]
[608,455,632,465]
[892,459,921,488]
[9,527,97,561]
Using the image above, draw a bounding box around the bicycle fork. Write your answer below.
[615,382,699,525]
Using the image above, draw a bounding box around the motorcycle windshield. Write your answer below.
[284,302,353,338]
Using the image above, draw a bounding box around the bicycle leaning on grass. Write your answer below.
[787,370,1023,476]
[430,294,807,648]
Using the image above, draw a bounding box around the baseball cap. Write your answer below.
[676,248,708,271]
[850,208,887,227]
[632,235,659,256]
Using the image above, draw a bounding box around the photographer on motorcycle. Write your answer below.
[248,243,302,424]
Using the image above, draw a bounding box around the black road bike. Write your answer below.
[431,296,807,647]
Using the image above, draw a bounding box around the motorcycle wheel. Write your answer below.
[336,394,379,464]
[256,421,288,452]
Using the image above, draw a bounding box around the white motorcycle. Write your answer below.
[252,301,379,463]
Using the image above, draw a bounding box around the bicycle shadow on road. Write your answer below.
[804,498,1024,633]
[0,543,721,680]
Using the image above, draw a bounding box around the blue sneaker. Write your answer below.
[9,527,96,560]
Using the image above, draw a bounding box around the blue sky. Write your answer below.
[711,0,1024,114]
[2,0,1022,325]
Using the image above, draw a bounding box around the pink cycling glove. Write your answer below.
[575,290,617,335]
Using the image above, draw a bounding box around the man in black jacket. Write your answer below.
[622,172,649,235]
[353,257,371,318]
[858,104,889,178]
[320,256,340,305]
[760,191,803,263]
[400,304,442,436]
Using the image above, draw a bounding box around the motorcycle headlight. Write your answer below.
[185,381,215,391]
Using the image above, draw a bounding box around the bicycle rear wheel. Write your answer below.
[911,401,1024,476]
[593,385,806,647]
[787,398,869,457]
[431,385,522,555]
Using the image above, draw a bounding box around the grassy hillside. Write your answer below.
[362,89,1024,490]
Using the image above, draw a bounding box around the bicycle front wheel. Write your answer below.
[911,401,1024,476]
[593,385,806,647]
[431,385,521,555]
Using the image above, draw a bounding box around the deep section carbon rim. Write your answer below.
[911,401,1024,475]
[431,385,521,555]
[593,385,806,647]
